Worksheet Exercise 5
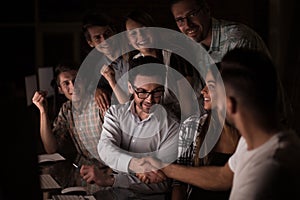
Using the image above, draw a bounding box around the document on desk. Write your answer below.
[52,195,96,200]
[38,153,66,163]
[40,174,61,190]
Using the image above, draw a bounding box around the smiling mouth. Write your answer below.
[186,29,197,35]
[99,44,110,49]
[137,39,150,46]
[143,102,154,109]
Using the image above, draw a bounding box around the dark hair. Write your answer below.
[221,48,278,115]
[125,9,157,27]
[82,12,116,41]
[54,63,79,86]
[128,56,166,84]
[169,0,207,8]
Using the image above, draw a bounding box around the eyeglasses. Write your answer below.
[133,86,165,99]
[175,8,201,27]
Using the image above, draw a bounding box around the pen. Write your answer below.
[73,162,109,170]
[72,163,79,168]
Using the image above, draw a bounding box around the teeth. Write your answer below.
[138,41,146,45]
[187,29,196,34]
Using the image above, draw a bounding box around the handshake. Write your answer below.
[129,157,169,184]
[79,157,172,186]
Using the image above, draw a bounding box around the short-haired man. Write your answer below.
[80,56,179,199]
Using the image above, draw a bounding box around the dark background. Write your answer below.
[0,0,299,198]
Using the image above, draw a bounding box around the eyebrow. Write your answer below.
[134,86,164,91]
[175,8,198,20]
[207,80,215,84]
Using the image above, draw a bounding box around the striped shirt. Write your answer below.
[208,17,270,63]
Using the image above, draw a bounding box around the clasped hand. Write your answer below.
[129,157,167,184]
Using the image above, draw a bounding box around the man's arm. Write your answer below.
[164,162,233,191]
[97,105,172,193]
[100,64,129,104]
[144,157,233,191]
[32,91,58,153]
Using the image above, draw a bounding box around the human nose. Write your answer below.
[184,16,195,27]
[145,92,155,101]
[201,85,208,95]
[99,36,106,43]
[67,80,75,91]
[136,29,145,40]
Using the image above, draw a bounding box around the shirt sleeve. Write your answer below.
[97,106,133,173]
[228,137,246,172]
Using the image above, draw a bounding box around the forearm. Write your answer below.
[40,112,58,153]
[163,163,233,191]
[108,80,129,104]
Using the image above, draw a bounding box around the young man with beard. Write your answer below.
[80,56,179,199]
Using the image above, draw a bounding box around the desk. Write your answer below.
[39,153,101,199]
[39,153,170,200]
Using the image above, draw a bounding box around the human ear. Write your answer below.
[227,96,237,115]
[58,86,64,94]
[128,82,134,94]
[87,40,94,48]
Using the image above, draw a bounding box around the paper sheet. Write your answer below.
[38,153,65,163]
[25,75,37,106]
[38,67,54,97]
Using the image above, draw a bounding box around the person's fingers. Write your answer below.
[95,91,111,110]
[32,93,41,102]
[101,92,110,109]
[136,173,147,182]
[141,175,149,183]
[86,176,94,183]
[100,64,109,75]
[80,165,91,175]
[95,94,106,111]
[145,171,163,183]
[146,170,166,183]
[155,170,167,180]
[82,173,90,181]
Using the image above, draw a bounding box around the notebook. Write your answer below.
[52,195,96,200]
[38,153,66,163]
[40,174,61,190]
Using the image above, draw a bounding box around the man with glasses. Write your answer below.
[169,0,270,62]
[80,56,179,199]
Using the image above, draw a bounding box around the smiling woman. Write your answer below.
[170,62,240,199]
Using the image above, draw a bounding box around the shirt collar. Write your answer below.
[127,100,154,122]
